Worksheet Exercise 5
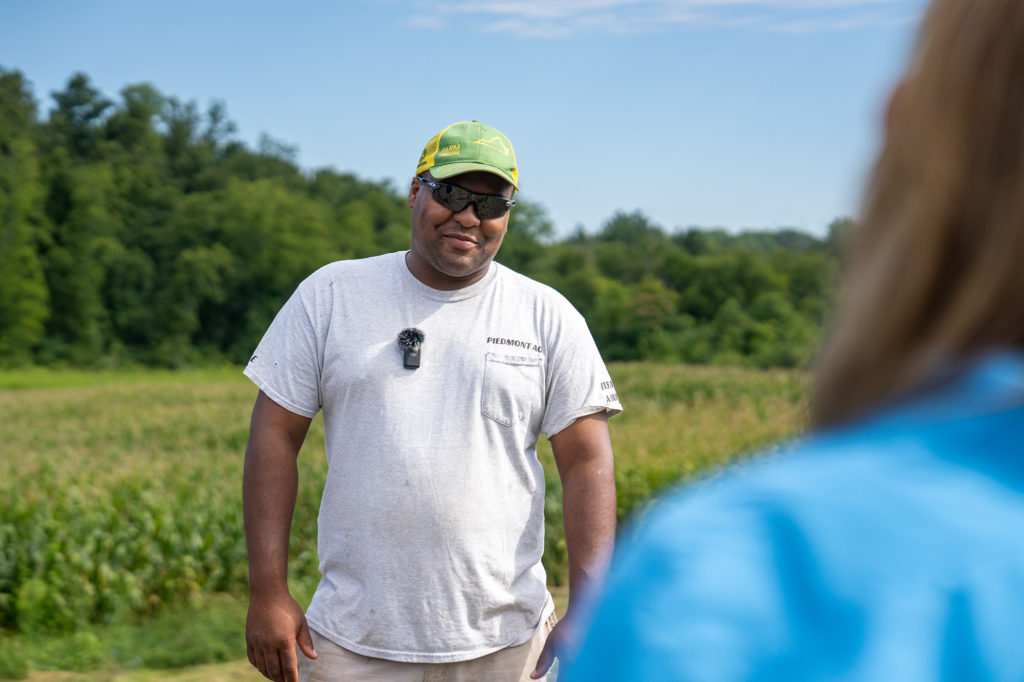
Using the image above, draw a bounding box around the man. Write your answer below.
[243,120,622,682]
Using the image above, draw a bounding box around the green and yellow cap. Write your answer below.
[416,120,518,189]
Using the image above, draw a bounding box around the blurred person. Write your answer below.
[242,120,621,682]
[564,0,1024,679]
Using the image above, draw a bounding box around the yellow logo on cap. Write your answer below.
[474,136,509,156]
[438,143,460,157]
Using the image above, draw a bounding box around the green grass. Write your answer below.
[0,363,807,679]
[605,363,807,510]
[0,595,247,679]
[539,363,807,584]
[0,367,242,391]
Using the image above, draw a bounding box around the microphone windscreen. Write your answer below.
[398,328,425,352]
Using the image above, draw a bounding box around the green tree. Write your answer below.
[618,278,682,361]
[47,73,111,160]
[746,291,818,368]
[526,242,599,316]
[39,162,121,363]
[594,210,669,283]
[0,69,50,363]
[309,170,410,254]
[164,178,342,362]
[675,252,785,321]
[497,197,554,273]
[2,66,847,369]
[335,198,380,258]
[161,98,236,193]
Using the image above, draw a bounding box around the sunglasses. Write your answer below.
[417,177,516,220]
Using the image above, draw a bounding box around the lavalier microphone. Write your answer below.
[397,328,425,369]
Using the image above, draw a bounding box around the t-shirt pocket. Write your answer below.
[481,353,545,427]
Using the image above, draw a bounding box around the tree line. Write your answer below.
[0,67,853,369]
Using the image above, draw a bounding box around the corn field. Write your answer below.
[0,364,806,637]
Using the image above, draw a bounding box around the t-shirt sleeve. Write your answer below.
[242,275,325,418]
[540,302,623,437]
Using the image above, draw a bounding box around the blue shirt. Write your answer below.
[566,352,1024,681]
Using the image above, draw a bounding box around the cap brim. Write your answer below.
[430,162,518,190]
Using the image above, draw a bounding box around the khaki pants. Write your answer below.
[298,611,558,682]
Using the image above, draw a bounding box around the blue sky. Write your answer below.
[1,0,926,238]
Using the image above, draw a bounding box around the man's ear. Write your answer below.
[408,176,420,209]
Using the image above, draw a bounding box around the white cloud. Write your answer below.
[404,14,445,28]
[764,5,920,32]
[400,0,923,37]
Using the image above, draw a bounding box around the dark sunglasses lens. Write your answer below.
[431,185,470,213]
[474,196,509,219]
[429,181,509,219]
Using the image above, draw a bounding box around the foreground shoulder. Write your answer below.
[494,262,582,313]
[300,252,401,293]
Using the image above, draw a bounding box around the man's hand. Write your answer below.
[246,590,317,682]
[243,392,315,681]
[530,615,578,679]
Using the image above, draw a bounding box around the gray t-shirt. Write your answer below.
[244,251,622,663]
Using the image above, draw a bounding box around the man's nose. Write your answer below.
[453,202,481,227]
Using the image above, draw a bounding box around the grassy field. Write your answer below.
[0,364,807,679]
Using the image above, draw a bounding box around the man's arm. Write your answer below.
[243,390,317,682]
[531,411,617,679]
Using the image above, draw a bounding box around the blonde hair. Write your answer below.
[812,0,1024,428]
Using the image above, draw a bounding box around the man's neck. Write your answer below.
[404,250,492,291]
